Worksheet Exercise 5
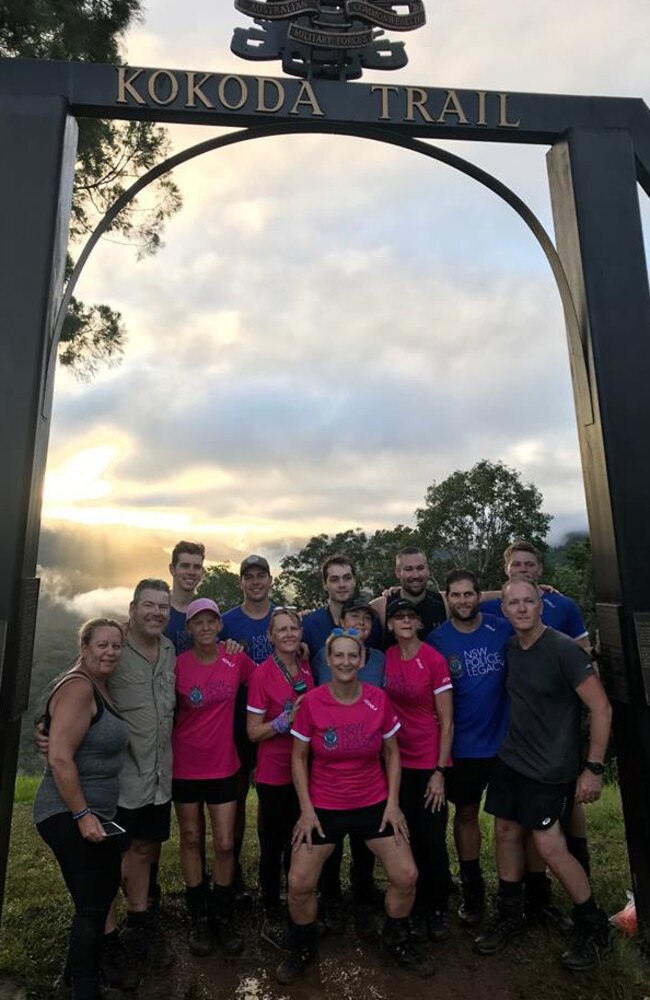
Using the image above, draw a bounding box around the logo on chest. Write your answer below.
[323,727,338,751]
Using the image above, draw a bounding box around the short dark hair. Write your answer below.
[503,539,542,567]
[171,541,205,567]
[321,553,356,583]
[445,569,480,595]
[396,545,427,566]
[131,578,171,604]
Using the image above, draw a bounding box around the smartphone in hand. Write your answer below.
[101,821,126,836]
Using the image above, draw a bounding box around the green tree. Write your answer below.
[198,563,242,613]
[276,529,370,608]
[0,0,182,376]
[546,534,595,636]
[361,525,422,595]
[416,460,552,589]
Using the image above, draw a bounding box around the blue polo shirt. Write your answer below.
[301,604,383,659]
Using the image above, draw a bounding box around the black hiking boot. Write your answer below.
[458,875,485,929]
[560,908,613,972]
[122,911,173,972]
[100,931,140,990]
[408,905,428,944]
[474,891,525,955]
[185,884,213,957]
[382,917,435,978]
[209,883,245,955]
[275,921,318,985]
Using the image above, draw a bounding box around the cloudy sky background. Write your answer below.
[39,1,650,611]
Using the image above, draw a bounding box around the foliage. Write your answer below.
[197,563,242,613]
[0,0,182,376]
[415,460,552,590]
[546,534,596,636]
[275,525,425,607]
[276,529,370,607]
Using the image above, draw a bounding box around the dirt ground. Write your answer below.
[134,901,644,1000]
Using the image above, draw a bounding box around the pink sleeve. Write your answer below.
[291,693,313,742]
[246,668,267,714]
[380,691,400,739]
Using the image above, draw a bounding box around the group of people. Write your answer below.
[33,538,614,998]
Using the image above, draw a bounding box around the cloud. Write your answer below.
[45,0,650,584]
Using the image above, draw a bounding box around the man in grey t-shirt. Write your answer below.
[475,579,613,973]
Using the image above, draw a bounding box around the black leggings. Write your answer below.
[256,782,300,910]
[37,812,122,999]
[399,767,450,911]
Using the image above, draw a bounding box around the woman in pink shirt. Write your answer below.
[384,598,454,943]
[275,629,433,985]
[172,598,255,958]
[246,608,313,949]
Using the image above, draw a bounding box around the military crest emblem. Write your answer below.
[232,1,426,80]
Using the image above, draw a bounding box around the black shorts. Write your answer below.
[446,757,496,807]
[484,758,575,832]
[116,801,172,844]
[172,774,238,805]
[313,800,394,846]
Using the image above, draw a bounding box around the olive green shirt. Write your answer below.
[108,633,176,809]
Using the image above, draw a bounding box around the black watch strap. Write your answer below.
[584,760,605,776]
[434,765,447,775]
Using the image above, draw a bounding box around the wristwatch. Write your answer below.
[433,765,447,775]
[583,760,605,776]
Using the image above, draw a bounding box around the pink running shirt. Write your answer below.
[172,649,255,780]
[291,683,400,810]
[247,656,314,785]
[384,642,452,769]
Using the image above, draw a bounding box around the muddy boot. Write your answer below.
[475,885,525,955]
[458,873,486,929]
[185,883,213,957]
[275,921,318,985]
[122,910,173,972]
[382,917,435,978]
[100,930,140,991]
[210,883,244,955]
[560,905,613,972]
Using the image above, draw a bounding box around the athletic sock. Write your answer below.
[572,895,598,920]
[498,878,523,898]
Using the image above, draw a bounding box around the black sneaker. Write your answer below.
[382,922,435,979]
[474,898,525,956]
[458,879,485,929]
[321,897,346,936]
[100,933,140,991]
[428,909,451,943]
[353,903,377,940]
[261,909,291,951]
[275,944,317,985]
[560,911,613,972]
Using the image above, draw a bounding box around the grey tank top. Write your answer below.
[33,672,129,825]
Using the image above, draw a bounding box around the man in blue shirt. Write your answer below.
[480,540,589,650]
[428,570,512,929]
[301,554,382,658]
[164,540,205,653]
[220,554,276,902]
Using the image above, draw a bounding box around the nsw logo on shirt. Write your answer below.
[323,727,338,751]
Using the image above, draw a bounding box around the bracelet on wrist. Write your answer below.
[72,806,91,821]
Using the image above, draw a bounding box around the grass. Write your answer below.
[1,780,649,999]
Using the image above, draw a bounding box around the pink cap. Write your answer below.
[186,597,221,621]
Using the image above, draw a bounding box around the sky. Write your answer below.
[39,0,650,609]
